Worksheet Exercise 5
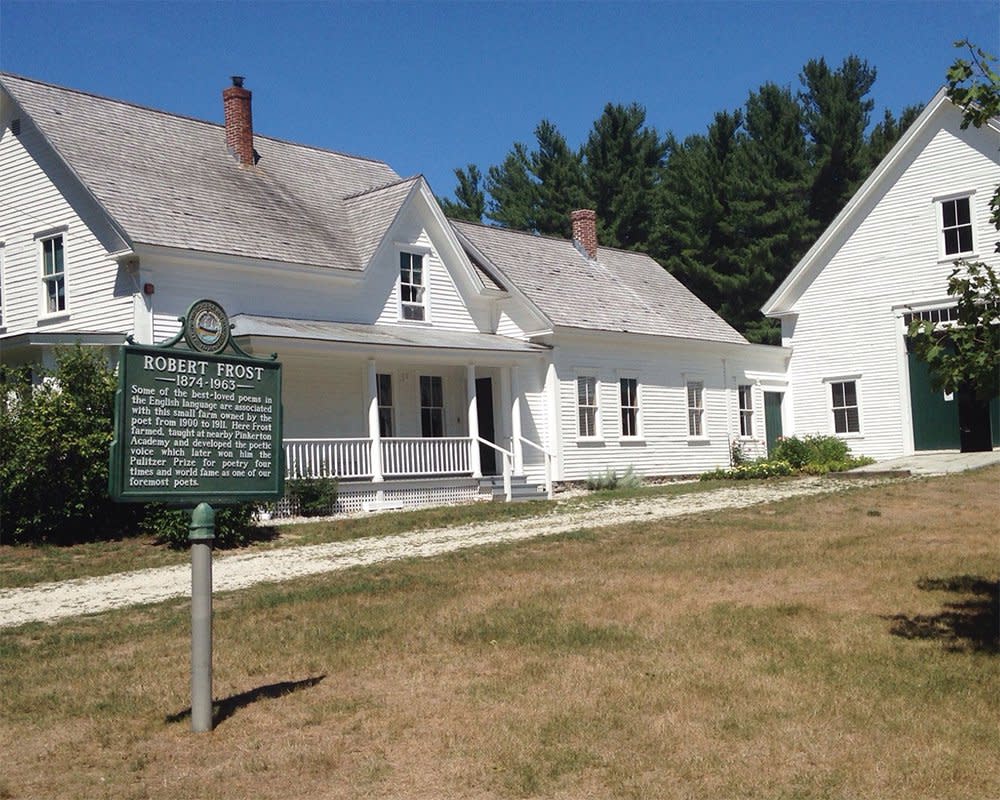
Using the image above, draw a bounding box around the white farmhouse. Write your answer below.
[0,73,787,511]
[763,88,1000,459]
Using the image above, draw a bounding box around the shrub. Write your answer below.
[585,466,643,491]
[771,434,868,472]
[286,477,339,517]
[0,346,143,544]
[700,460,795,481]
[141,503,260,549]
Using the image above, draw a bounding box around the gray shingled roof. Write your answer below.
[1,72,400,270]
[344,177,420,268]
[232,314,548,353]
[451,221,747,344]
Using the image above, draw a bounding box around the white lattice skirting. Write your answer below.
[272,479,486,518]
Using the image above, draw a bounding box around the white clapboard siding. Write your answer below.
[0,115,131,336]
[781,106,1000,460]
[550,336,744,481]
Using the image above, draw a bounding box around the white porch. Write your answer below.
[232,315,555,504]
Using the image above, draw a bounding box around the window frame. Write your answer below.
[576,374,600,440]
[376,372,395,438]
[618,375,641,439]
[935,191,976,261]
[398,249,429,323]
[0,240,6,330]
[738,384,754,439]
[826,377,862,437]
[686,379,706,439]
[419,375,445,438]
[37,230,68,318]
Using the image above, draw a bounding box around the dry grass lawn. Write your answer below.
[2,468,999,799]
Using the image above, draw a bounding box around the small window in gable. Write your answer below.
[400,252,426,321]
[41,234,66,314]
[941,196,974,257]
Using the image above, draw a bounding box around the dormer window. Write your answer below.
[399,252,426,321]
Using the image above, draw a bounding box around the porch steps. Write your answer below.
[478,475,548,503]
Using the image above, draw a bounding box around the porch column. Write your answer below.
[508,366,524,474]
[367,359,383,482]
[467,363,482,478]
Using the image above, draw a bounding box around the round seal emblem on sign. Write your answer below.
[184,299,230,354]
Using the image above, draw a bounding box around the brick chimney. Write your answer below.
[223,76,254,166]
[571,209,598,260]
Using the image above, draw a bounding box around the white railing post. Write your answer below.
[503,451,512,502]
[509,365,524,475]
[367,359,383,482]
[467,364,482,479]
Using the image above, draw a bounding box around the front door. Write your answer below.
[476,377,497,475]
[763,392,783,455]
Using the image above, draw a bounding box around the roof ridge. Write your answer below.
[343,174,422,201]
[450,217,658,260]
[0,71,393,168]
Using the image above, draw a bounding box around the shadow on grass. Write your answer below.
[166,674,326,727]
[888,575,999,654]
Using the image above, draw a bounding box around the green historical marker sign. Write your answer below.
[109,300,283,505]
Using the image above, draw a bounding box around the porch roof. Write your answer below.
[231,314,549,354]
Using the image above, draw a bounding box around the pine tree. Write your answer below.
[439,164,486,222]
[799,55,877,229]
[582,103,667,250]
[655,111,742,315]
[724,83,812,342]
[485,121,587,236]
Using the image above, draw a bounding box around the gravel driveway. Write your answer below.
[0,476,895,628]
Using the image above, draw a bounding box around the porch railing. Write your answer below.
[518,435,554,499]
[284,438,372,479]
[381,436,471,477]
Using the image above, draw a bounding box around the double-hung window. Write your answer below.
[620,377,639,438]
[400,252,426,321]
[0,242,5,328]
[420,375,444,437]
[577,376,598,438]
[41,234,66,314]
[687,381,705,437]
[830,380,860,435]
[376,373,394,437]
[941,196,974,257]
[738,385,754,438]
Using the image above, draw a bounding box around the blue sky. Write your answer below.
[2,1,997,201]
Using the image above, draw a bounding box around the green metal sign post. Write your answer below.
[109,300,283,733]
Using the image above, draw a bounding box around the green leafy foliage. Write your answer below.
[907,262,1000,403]
[700,460,794,481]
[140,503,260,549]
[946,40,1000,249]
[0,346,142,544]
[286,477,339,517]
[703,435,873,481]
